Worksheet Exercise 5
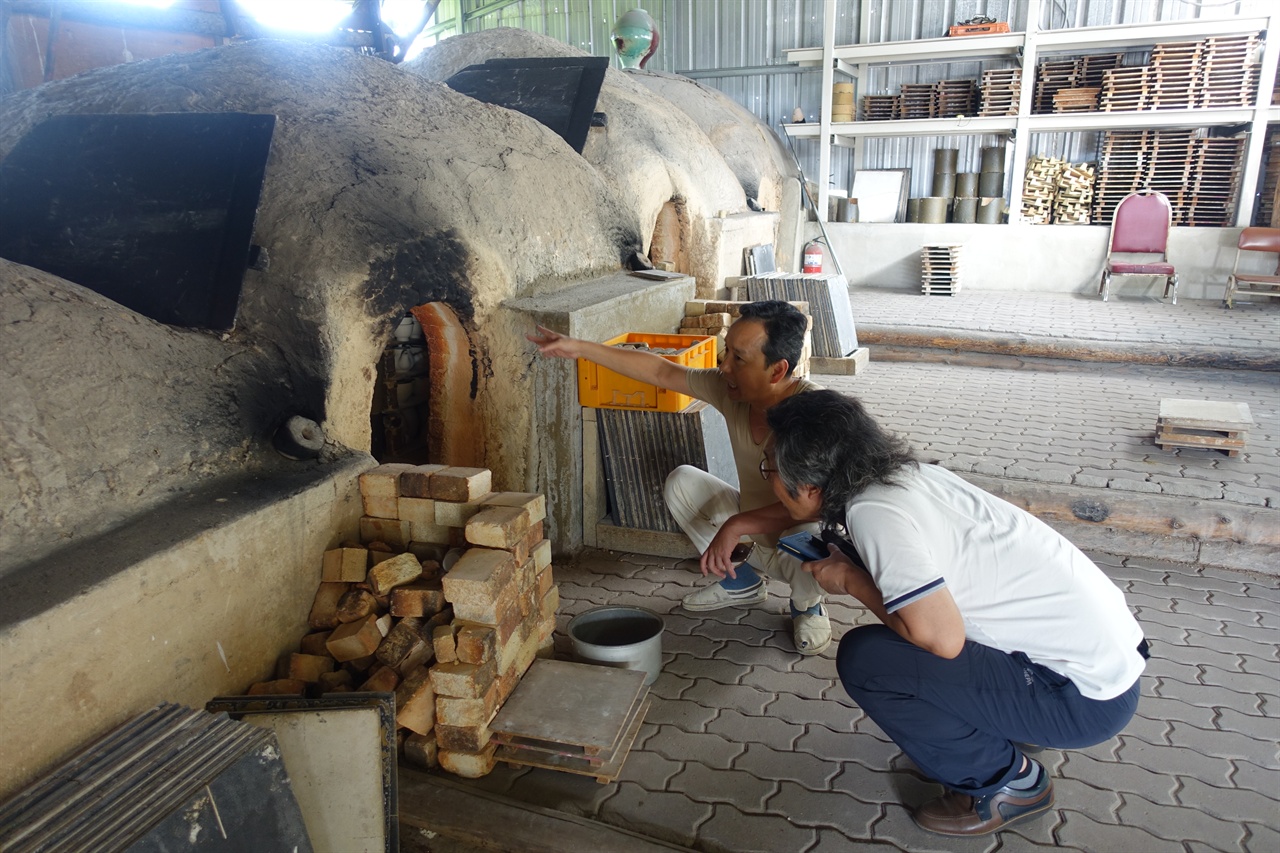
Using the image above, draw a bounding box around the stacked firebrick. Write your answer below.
[245,463,558,778]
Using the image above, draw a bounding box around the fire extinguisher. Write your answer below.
[802,240,823,273]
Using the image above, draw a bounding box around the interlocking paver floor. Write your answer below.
[458,550,1280,853]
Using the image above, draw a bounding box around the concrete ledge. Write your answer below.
[593,518,698,559]
[962,471,1280,576]
[860,325,1280,371]
[810,347,871,375]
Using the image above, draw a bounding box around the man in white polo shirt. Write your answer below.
[528,300,831,655]
[763,389,1146,836]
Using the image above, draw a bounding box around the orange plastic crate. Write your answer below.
[578,332,716,411]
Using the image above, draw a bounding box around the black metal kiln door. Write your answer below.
[0,112,275,332]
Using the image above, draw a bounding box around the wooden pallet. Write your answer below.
[1155,399,1252,458]
[860,94,899,121]
[1053,87,1100,112]
[921,244,961,295]
[979,68,1022,116]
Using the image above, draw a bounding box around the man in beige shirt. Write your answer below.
[528,301,830,655]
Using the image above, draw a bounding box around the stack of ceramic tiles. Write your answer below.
[921,245,962,296]
[741,273,857,357]
[0,704,306,852]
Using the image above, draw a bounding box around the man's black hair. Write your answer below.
[767,389,917,529]
[737,300,807,376]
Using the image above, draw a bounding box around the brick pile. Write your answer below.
[246,463,557,779]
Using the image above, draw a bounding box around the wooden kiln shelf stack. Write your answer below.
[1156,399,1252,457]
[921,245,962,296]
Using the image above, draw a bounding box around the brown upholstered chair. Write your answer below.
[1225,227,1280,308]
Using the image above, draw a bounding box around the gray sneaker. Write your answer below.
[682,580,767,612]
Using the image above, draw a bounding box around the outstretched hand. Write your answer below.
[526,325,580,359]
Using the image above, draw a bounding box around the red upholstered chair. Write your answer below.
[1225,227,1280,308]
[1098,190,1178,304]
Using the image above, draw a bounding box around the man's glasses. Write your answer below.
[759,452,778,480]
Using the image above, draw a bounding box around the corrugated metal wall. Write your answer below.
[417,0,1271,197]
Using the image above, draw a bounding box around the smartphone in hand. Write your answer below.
[777,532,827,562]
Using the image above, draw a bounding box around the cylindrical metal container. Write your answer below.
[906,198,921,222]
[931,171,956,198]
[980,145,1006,174]
[802,240,823,273]
[954,172,980,198]
[919,197,950,223]
[568,606,665,685]
[933,147,959,174]
[979,171,1005,198]
[978,197,1006,224]
[952,197,978,223]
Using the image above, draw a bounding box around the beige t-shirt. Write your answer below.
[686,368,822,542]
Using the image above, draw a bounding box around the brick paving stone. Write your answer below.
[707,708,805,751]
[1155,640,1245,672]
[768,692,861,732]
[715,638,795,669]
[709,619,784,647]
[1135,695,1217,729]
[693,802,818,853]
[1127,589,1180,615]
[739,665,832,699]
[616,747,684,790]
[648,670,694,701]
[1207,586,1277,617]
[1055,809,1183,852]
[642,693,718,732]
[662,630,724,659]
[796,726,904,772]
[1238,654,1280,680]
[679,679,775,716]
[1176,776,1280,826]
[643,725,745,770]
[1116,713,1169,746]
[1241,580,1280,603]
[1116,791,1248,850]
[1197,667,1280,697]
[1229,758,1280,798]
[871,803,1002,853]
[1244,821,1280,853]
[664,652,747,685]
[1140,605,1226,637]
[1257,610,1280,629]
[829,760,938,809]
[733,741,841,790]
[1262,693,1280,717]
[1046,777,1123,825]
[1141,654,1205,685]
[1130,575,1211,604]
[666,762,777,810]
[1060,751,1180,802]
[1167,721,1280,768]
[1183,628,1277,660]
[1108,477,1165,494]
[1155,677,1262,716]
[596,781,712,849]
[763,779,881,838]
[1115,737,1234,788]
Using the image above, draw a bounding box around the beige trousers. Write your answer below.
[663,464,825,610]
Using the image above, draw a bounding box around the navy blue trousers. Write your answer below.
[837,625,1141,796]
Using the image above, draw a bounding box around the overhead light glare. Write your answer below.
[238,0,354,35]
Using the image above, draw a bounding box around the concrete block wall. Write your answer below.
[819,223,1273,301]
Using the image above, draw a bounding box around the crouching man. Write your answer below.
[763,389,1146,836]
[528,301,830,655]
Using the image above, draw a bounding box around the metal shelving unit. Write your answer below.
[783,0,1278,226]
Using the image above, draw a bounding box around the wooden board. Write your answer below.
[488,658,646,753]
